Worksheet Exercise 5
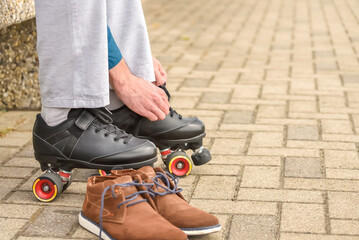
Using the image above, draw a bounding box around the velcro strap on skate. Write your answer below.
[75,111,95,130]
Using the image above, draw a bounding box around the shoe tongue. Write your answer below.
[138,166,157,179]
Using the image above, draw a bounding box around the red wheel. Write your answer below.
[32,172,63,202]
[167,152,192,177]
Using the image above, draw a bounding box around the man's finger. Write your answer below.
[143,110,158,121]
[154,70,163,86]
[151,105,166,121]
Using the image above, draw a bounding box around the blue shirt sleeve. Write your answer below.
[107,26,123,69]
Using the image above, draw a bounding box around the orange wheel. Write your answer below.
[166,151,192,177]
[32,172,63,202]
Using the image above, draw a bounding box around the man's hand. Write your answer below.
[152,56,167,86]
[109,59,169,121]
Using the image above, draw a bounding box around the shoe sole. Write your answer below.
[79,212,190,240]
[79,212,114,240]
[138,133,206,149]
[181,224,222,236]
[35,154,157,171]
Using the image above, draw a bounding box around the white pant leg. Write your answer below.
[35,0,109,108]
[106,0,155,110]
[107,0,155,82]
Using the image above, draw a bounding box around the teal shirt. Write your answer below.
[107,26,122,69]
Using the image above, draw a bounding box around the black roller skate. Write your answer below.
[32,108,157,202]
[111,85,212,177]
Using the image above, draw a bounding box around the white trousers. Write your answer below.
[35,0,155,109]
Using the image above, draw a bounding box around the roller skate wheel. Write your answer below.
[167,152,192,177]
[32,172,63,202]
[99,170,108,176]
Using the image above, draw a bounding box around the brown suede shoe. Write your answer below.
[111,166,221,236]
[79,174,188,240]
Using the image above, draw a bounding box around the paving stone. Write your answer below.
[0,147,18,164]
[190,199,277,215]
[228,215,277,240]
[183,78,211,87]
[287,125,318,140]
[201,92,230,103]
[241,166,280,188]
[286,140,355,150]
[280,233,359,240]
[316,62,337,71]
[0,204,41,219]
[0,178,22,200]
[4,157,39,168]
[171,96,199,109]
[211,138,245,155]
[17,237,73,240]
[15,145,35,158]
[191,164,240,176]
[71,226,97,239]
[251,132,283,147]
[0,166,35,178]
[321,120,353,134]
[285,157,323,178]
[289,101,317,112]
[200,116,221,130]
[6,191,84,208]
[248,147,319,158]
[331,219,359,235]
[281,203,325,233]
[0,218,28,240]
[220,124,283,132]
[23,207,79,238]
[0,137,30,147]
[284,178,359,191]
[328,192,359,219]
[237,188,323,203]
[210,155,281,166]
[193,176,237,199]
[342,74,359,85]
[319,96,346,108]
[326,169,359,180]
[257,106,286,118]
[324,150,359,169]
[256,118,317,126]
[223,110,253,124]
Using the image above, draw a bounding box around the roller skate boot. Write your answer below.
[111,166,221,236]
[79,174,188,240]
[111,85,212,177]
[32,108,157,202]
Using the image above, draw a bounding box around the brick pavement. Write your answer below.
[1,0,359,239]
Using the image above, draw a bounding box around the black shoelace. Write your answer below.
[159,84,183,120]
[89,108,132,143]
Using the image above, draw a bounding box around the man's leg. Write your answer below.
[106,0,156,110]
[35,0,109,125]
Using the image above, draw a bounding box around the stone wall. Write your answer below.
[0,18,40,110]
[0,0,40,110]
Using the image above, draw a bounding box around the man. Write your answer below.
[32,1,218,239]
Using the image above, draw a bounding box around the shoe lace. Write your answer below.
[89,108,132,143]
[169,107,183,119]
[99,181,155,239]
[159,84,183,120]
[147,171,183,196]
